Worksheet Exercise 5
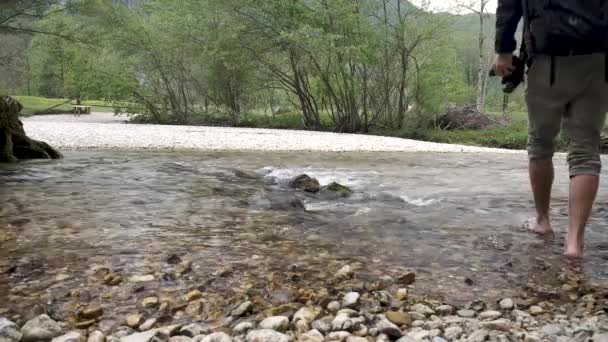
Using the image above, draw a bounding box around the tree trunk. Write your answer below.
[0,96,62,163]
[476,3,486,112]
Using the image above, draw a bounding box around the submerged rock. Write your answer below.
[0,317,22,342]
[479,310,502,320]
[142,297,159,309]
[385,312,411,327]
[411,304,434,316]
[499,298,514,310]
[127,314,144,329]
[398,272,416,285]
[21,314,63,342]
[184,290,202,302]
[435,305,454,316]
[479,319,511,331]
[396,289,408,301]
[129,275,155,283]
[335,266,354,280]
[540,324,564,336]
[456,309,476,318]
[77,307,104,320]
[139,319,157,332]
[231,302,253,317]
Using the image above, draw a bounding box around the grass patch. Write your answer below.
[14,96,73,116]
[13,96,126,116]
[373,120,570,151]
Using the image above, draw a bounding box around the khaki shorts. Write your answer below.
[526,53,608,176]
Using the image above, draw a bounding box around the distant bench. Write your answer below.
[73,105,91,115]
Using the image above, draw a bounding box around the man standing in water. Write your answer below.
[494,0,608,257]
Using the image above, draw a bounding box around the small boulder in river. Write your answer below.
[0,317,22,342]
[21,314,63,342]
[289,175,320,193]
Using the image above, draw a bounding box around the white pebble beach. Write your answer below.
[23,112,525,153]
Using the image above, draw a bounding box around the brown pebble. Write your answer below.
[126,314,144,328]
[103,273,122,286]
[385,311,412,326]
[142,297,160,308]
[184,290,202,302]
[78,306,104,319]
[398,272,416,285]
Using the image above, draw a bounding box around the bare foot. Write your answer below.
[564,233,584,258]
[524,217,554,236]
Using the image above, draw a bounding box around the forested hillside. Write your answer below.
[1,0,524,134]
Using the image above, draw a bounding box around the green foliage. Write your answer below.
[2,0,536,148]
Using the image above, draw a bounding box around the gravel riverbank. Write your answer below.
[22,113,524,153]
[1,266,607,342]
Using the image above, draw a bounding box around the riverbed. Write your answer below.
[2,150,608,332]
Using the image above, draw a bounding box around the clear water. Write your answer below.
[2,151,608,327]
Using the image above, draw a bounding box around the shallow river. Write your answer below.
[2,151,608,329]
